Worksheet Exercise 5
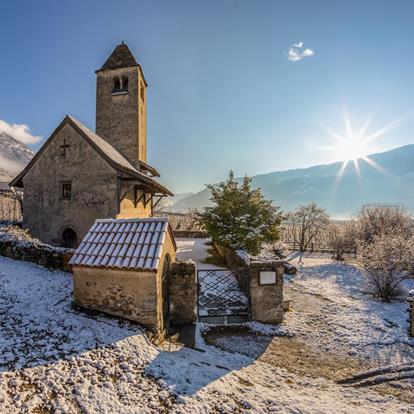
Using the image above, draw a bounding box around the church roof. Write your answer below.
[96,43,148,85]
[69,217,176,271]
[10,115,173,196]
[98,43,138,71]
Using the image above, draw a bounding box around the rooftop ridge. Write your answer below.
[95,217,169,223]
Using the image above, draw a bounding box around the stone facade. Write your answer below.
[169,261,197,325]
[96,66,147,166]
[23,123,118,246]
[73,267,159,328]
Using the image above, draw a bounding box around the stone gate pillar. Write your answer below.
[169,261,197,325]
[249,260,284,324]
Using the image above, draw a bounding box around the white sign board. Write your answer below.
[259,271,277,285]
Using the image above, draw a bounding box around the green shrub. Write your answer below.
[199,171,282,255]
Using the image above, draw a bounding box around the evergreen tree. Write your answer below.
[200,171,282,255]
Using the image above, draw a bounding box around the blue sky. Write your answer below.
[1,0,414,193]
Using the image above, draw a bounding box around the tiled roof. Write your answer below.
[69,218,175,271]
[98,43,138,71]
[67,116,138,173]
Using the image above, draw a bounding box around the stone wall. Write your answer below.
[0,239,73,271]
[213,242,285,324]
[250,261,284,324]
[96,65,147,165]
[72,266,160,332]
[169,261,197,325]
[23,123,119,246]
[213,243,250,294]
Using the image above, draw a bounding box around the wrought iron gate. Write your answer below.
[197,268,250,319]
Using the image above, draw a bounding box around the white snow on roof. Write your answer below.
[69,217,173,271]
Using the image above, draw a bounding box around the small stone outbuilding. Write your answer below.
[69,217,176,335]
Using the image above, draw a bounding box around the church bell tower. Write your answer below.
[95,43,147,165]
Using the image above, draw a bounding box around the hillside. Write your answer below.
[0,131,34,183]
[172,144,414,217]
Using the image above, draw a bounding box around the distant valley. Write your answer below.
[171,145,414,217]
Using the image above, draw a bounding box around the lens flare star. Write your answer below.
[321,112,406,194]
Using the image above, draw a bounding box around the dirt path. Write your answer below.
[205,254,414,405]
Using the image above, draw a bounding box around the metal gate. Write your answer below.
[197,268,250,320]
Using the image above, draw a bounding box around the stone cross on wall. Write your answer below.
[60,139,70,156]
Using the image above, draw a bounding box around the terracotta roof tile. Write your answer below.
[69,217,174,271]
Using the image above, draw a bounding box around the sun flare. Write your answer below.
[321,111,405,195]
[334,135,370,162]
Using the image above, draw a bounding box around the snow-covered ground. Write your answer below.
[0,247,413,413]
[285,252,414,364]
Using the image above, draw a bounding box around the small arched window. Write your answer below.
[121,76,129,91]
[62,228,78,248]
[113,77,121,93]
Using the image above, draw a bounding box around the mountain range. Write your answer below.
[1,133,413,217]
[0,131,34,184]
[172,144,414,217]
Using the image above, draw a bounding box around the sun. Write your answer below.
[320,111,405,194]
[323,112,375,163]
[334,135,370,162]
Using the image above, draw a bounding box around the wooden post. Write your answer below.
[408,291,414,337]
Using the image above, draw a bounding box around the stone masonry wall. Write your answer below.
[96,66,147,165]
[213,243,250,294]
[169,261,197,325]
[23,123,118,246]
[0,238,73,271]
[72,266,160,333]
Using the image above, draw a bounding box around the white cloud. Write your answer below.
[287,42,315,62]
[0,120,42,144]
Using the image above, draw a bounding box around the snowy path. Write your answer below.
[0,255,413,413]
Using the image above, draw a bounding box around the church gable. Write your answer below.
[24,122,117,184]
[21,121,119,245]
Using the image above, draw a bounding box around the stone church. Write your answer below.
[10,43,173,247]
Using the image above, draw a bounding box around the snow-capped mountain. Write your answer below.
[0,131,35,183]
[172,144,414,217]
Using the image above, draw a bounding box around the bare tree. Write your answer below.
[360,234,414,300]
[330,222,357,260]
[354,204,413,245]
[288,202,330,251]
